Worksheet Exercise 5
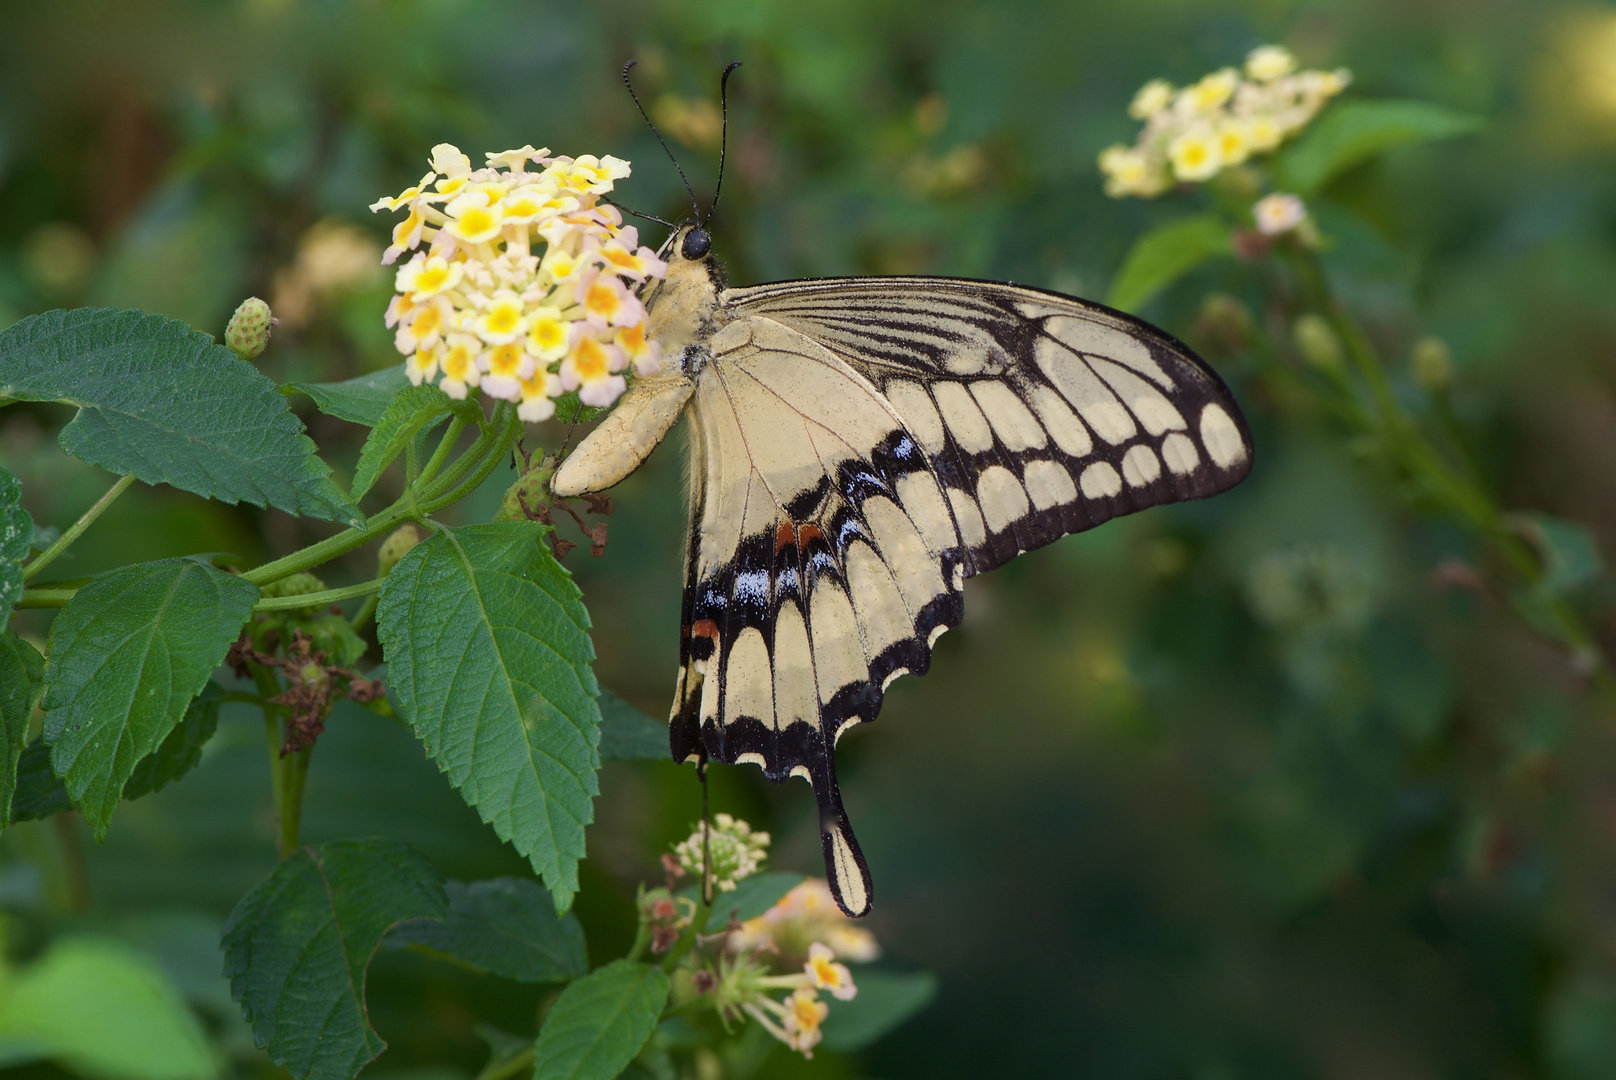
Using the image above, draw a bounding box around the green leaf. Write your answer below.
[0,631,43,829]
[681,872,805,923]
[13,681,221,824]
[530,960,669,1080]
[598,689,668,762]
[220,838,448,1080]
[0,936,214,1080]
[820,970,938,1053]
[551,392,605,427]
[42,558,257,837]
[286,364,411,427]
[349,383,479,500]
[1105,215,1232,313]
[1276,99,1486,195]
[376,523,601,911]
[1517,513,1605,599]
[0,467,33,618]
[387,877,588,983]
[0,307,360,525]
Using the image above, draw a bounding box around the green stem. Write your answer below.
[251,663,289,854]
[243,503,414,589]
[23,473,136,582]
[416,415,468,491]
[474,1048,534,1080]
[279,746,313,856]
[14,588,76,609]
[349,594,379,633]
[255,579,383,611]
[660,898,714,974]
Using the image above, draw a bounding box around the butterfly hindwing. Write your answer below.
[671,276,1253,917]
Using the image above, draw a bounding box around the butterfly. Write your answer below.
[551,219,1254,916]
[549,64,1254,917]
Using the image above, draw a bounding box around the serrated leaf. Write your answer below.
[0,308,360,525]
[598,689,668,762]
[530,960,669,1080]
[286,364,411,427]
[820,970,937,1052]
[220,839,447,1080]
[0,937,214,1080]
[678,872,804,923]
[1276,99,1486,195]
[42,559,257,837]
[1106,214,1231,313]
[0,467,33,618]
[8,648,213,825]
[349,384,479,500]
[375,523,600,911]
[551,392,605,427]
[387,877,587,983]
[0,631,43,830]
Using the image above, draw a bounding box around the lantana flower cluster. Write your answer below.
[672,813,770,892]
[659,819,870,1059]
[1099,45,1351,198]
[371,144,667,421]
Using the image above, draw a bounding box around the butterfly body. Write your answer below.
[553,226,1253,916]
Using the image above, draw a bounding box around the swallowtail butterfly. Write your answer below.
[552,68,1255,917]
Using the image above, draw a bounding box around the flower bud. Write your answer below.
[1293,313,1343,371]
[226,297,273,360]
[1194,293,1253,352]
[261,572,325,601]
[1410,336,1454,393]
[378,524,423,575]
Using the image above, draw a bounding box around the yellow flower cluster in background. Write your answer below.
[1099,45,1351,198]
[372,144,667,421]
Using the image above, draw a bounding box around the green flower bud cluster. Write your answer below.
[226,297,273,360]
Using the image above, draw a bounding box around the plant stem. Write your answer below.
[23,473,136,582]
[474,1048,534,1080]
[416,415,468,491]
[660,898,713,974]
[52,814,90,911]
[255,578,384,611]
[279,746,313,856]
[14,588,76,609]
[349,594,379,632]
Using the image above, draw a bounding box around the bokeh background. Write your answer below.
[4,1,1616,1077]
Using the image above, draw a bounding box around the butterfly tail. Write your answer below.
[812,761,874,918]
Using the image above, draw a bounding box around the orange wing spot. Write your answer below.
[691,619,719,642]
[776,519,797,553]
[797,523,826,547]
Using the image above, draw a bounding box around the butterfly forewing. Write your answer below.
[664,273,1253,917]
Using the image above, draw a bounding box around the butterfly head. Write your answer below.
[680,227,712,260]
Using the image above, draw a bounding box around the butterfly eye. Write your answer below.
[681,228,712,259]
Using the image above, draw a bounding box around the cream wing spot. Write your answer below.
[709,320,753,354]
[771,604,817,730]
[976,465,1031,534]
[809,580,867,705]
[1121,444,1162,487]
[1042,314,1173,388]
[885,379,947,455]
[699,663,720,725]
[948,488,988,548]
[931,381,995,453]
[970,381,1046,451]
[863,496,946,614]
[1034,337,1137,444]
[1080,461,1123,499]
[845,541,913,656]
[1022,459,1078,509]
[1029,384,1093,457]
[895,470,958,556]
[1199,403,1248,468]
[1091,358,1186,435]
[1161,432,1200,475]
[724,627,775,728]
[737,752,766,767]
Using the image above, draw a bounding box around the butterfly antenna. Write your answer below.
[698,756,714,906]
[599,196,678,229]
[709,61,743,222]
[622,60,702,226]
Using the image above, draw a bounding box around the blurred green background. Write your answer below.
[4,0,1616,1077]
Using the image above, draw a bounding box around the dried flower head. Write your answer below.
[371,144,668,419]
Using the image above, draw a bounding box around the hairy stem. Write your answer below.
[255,578,384,612]
[23,473,136,582]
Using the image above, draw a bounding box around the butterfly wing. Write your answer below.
[675,278,1253,916]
